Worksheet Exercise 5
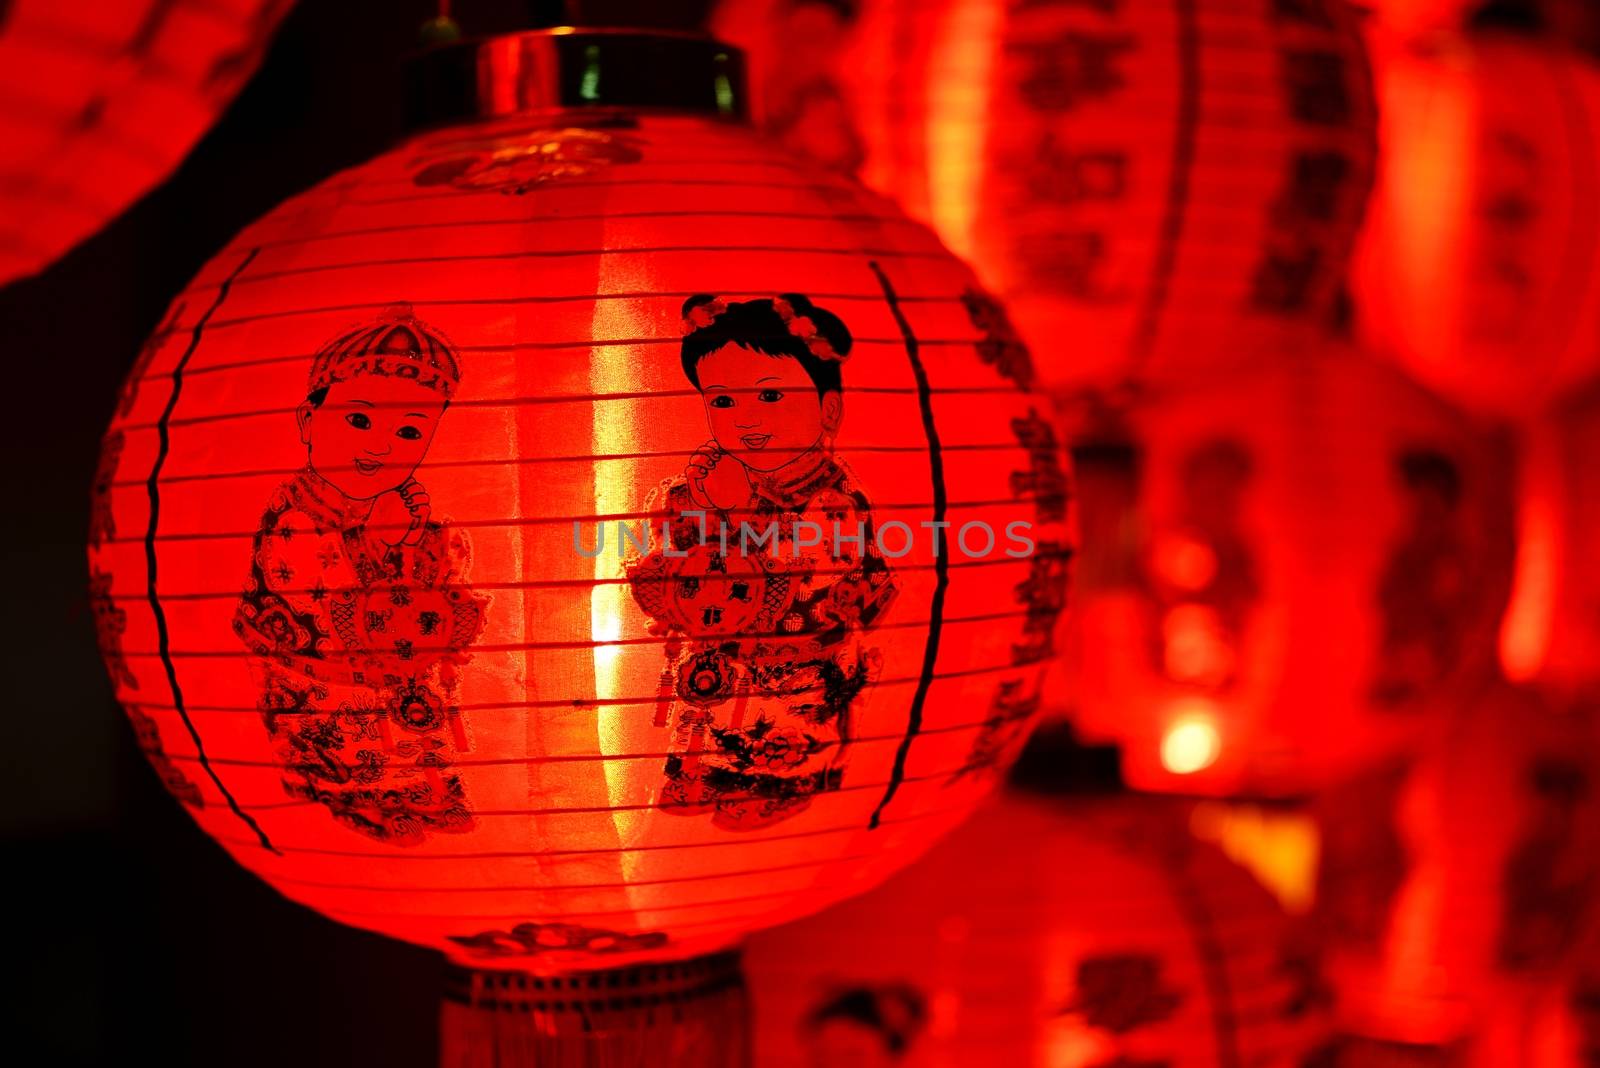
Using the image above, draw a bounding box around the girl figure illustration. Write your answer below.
[627,294,897,831]
[234,303,487,846]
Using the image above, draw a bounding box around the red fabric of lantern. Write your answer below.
[1062,345,1515,798]
[716,0,1378,393]
[0,0,290,285]
[87,29,1071,977]
[744,792,1331,1067]
[1350,33,1600,421]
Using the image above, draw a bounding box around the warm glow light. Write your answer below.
[922,0,997,262]
[1160,714,1220,776]
[1500,424,1562,682]
[1190,801,1319,915]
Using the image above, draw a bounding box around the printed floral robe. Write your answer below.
[628,449,896,831]
[234,468,486,845]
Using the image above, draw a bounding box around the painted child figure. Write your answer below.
[628,294,897,831]
[234,304,486,846]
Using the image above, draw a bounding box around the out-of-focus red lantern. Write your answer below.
[0,0,291,285]
[1062,345,1515,798]
[87,27,1071,1050]
[716,0,1378,393]
[1351,33,1600,421]
[1312,682,1600,1065]
[744,792,1331,1067]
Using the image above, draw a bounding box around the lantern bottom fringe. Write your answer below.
[439,951,750,1068]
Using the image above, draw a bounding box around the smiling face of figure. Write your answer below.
[297,374,446,500]
[697,343,842,473]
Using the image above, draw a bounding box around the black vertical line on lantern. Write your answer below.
[1131,0,1200,367]
[144,247,280,855]
[866,260,948,831]
[1164,853,1243,1068]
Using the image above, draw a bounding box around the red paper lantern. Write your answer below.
[744,792,1331,1067]
[716,0,1378,392]
[87,26,1070,997]
[0,0,290,285]
[1312,682,1600,1064]
[1062,345,1515,797]
[1350,33,1600,421]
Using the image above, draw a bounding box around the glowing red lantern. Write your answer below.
[86,24,1071,1028]
[744,791,1331,1066]
[1350,33,1600,421]
[716,0,1378,392]
[1062,345,1515,798]
[1312,681,1600,1063]
[0,0,290,286]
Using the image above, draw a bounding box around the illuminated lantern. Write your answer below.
[744,792,1332,1067]
[1350,33,1600,421]
[0,0,291,286]
[1311,682,1600,1065]
[86,25,1071,1053]
[716,0,1378,392]
[1062,345,1515,798]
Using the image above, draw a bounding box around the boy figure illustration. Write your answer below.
[627,294,897,831]
[234,303,486,846]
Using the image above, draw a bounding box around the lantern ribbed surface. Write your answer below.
[87,92,1072,969]
[0,0,290,284]
[744,793,1331,1067]
[716,0,1378,392]
[1061,345,1514,797]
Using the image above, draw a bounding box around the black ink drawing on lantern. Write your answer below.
[410,127,647,195]
[1057,953,1184,1035]
[626,294,898,831]
[801,984,927,1067]
[233,304,487,846]
[1371,448,1474,708]
[448,921,669,961]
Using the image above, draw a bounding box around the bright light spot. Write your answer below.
[1161,716,1221,776]
[1501,427,1561,682]
[1190,801,1320,914]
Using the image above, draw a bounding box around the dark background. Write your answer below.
[0,0,1569,1064]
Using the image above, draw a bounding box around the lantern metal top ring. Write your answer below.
[404,27,749,130]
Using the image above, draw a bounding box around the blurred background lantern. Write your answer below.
[1060,344,1515,798]
[744,790,1331,1067]
[86,22,1070,1058]
[715,0,1379,393]
[1349,31,1600,422]
[1311,681,1600,1065]
[0,0,293,286]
